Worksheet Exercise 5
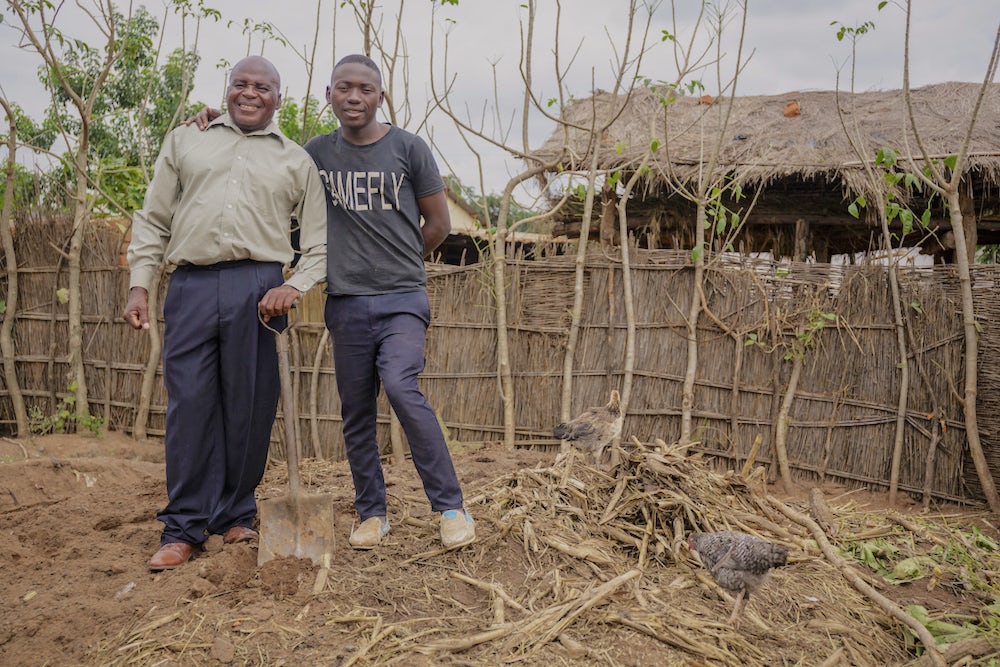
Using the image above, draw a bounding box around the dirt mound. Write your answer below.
[0,433,996,665]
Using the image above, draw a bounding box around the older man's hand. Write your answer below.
[122,287,150,330]
[258,284,301,322]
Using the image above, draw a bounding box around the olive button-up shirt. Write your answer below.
[127,115,327,294]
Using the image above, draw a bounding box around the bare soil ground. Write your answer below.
[0,431,997,666]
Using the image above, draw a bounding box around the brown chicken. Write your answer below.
[553,389,623,463]
[687,531,789,626]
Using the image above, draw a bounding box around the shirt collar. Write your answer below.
[210,114,289,145]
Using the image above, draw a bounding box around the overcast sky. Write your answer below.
[1,1,998,197]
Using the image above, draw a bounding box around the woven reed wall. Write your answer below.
[1,219,995,503]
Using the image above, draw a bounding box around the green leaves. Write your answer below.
[972,526,999,551]
[831,19,876,42]
[847,195,866,219]
[228,17,286,48]
[842,538,899,572]
[875,146,897,167]
[903,605,978,651]
[885,556,937,583]
[690,244,702,263]
[168,1,223,22]
[278,95,338,145]
[847,144,939,236]
[27,379,105,437]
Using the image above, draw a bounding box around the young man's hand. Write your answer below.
[181,107,222,131]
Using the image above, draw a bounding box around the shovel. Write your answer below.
[258,327,336,566]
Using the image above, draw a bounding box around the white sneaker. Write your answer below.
[349,516,389,549]
[439,509,476,549]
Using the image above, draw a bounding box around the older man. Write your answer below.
[123,56,327,571]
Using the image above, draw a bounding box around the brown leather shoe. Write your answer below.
[223,525,259,545]
[148,542,196,571]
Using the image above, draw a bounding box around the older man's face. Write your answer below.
[226,60,281,133]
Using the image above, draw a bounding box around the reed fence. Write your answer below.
[1,218,996,504]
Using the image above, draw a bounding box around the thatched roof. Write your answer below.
[530,81,1000,199]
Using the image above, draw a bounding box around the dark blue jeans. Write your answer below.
[158,260,285,546]
[325,291,464,520]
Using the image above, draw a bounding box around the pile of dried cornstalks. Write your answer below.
[422,439,920,665]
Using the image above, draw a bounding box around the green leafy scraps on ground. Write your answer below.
[837,509,1000,661]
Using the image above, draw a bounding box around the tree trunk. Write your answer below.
[493,191,516,446]
[774,355,801,491]
[679,201,707,445]
[793,219,809,262]
[958,181,977,267]
[616,172,642,450]
[560,166,600,422]
[599,188,616,249]
[67,144,90,420]
[0,99,28,435]
[945,188,1000,512]
[922,413,941,510]
[883,215,910,506]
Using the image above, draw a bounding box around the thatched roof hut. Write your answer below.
[530,82,1000,261]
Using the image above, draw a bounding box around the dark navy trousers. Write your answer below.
[158,260,285,546]
[324,291,464,520]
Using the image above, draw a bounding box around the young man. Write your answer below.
[124,56,327,570]
[305,54,474,550]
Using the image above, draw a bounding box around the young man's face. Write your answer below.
[327,62,384,132]
[226,60,281,133]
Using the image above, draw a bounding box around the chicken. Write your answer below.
[553,389,623,463]
[687,531,788,626]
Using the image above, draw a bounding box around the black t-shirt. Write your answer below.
[304,125,444,295]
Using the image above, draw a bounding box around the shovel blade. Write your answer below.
[258,492,336,566]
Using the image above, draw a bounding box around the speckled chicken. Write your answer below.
[553,389,623,463]
[687,531,789,626]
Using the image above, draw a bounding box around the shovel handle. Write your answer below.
[276,330,301,495]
